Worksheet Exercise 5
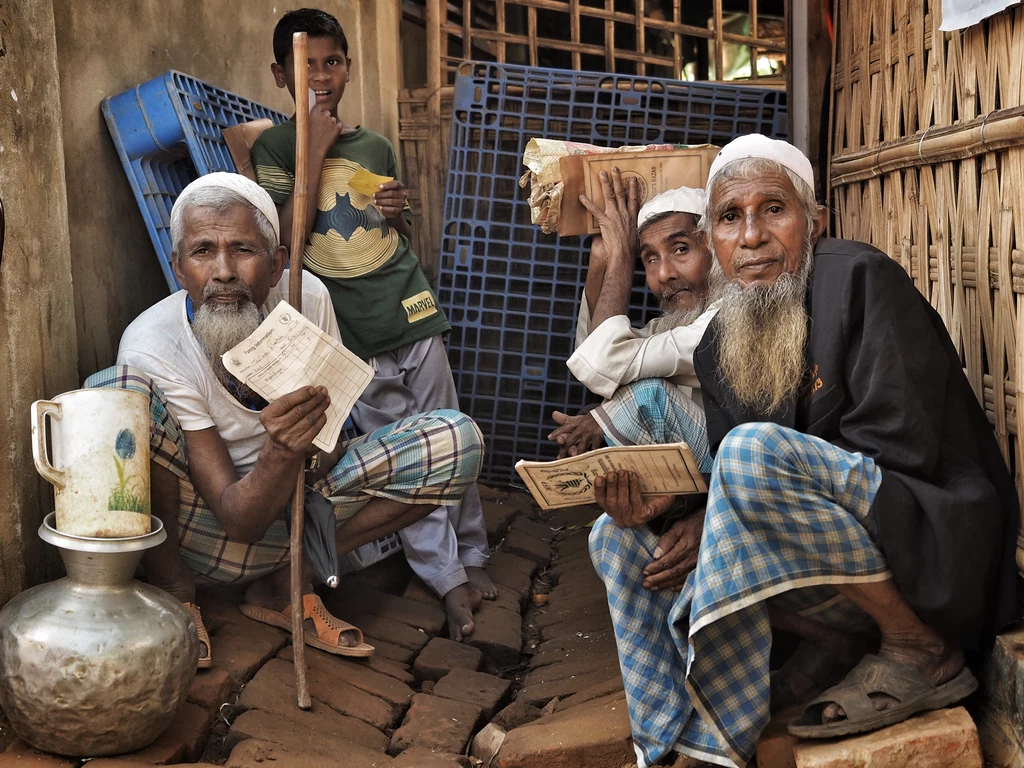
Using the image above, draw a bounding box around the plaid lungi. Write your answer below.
[589,422,889,767]
[86,366,484,584]
[592,379,712,473]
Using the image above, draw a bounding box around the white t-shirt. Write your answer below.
[117,270,341,476]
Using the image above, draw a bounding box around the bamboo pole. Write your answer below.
[289,30,311,711]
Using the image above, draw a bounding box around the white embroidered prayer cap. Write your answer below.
[637,186,706,230]
[706,133,815,195]
[172,172,281,242]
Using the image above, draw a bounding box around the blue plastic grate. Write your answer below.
[438,62,788,484]
[102,70,287,292]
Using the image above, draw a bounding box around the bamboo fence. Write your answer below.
[830,0,1024,574]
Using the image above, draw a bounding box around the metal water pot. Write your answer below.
[0,514,198,757]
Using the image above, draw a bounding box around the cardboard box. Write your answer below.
[557,145,720,236]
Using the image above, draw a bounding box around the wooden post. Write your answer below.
[289,30,312,711]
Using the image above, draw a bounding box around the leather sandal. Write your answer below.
[185,602,213,669]
[240,593,374,658]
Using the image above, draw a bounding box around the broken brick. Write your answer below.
[1,741,77,767]
[492,701,543,731]
[325,589,446,636]
[467,601,523,668]
[209,621,286,684]
[432,668,513,721]
[518,666,621,708]
[487,552,537,599]
[278,646,414,709]
[390,693,485,756]
[494,694,632,768]
[223,737,390,768]
[511,517,556,543]
[238,658,399,731]
[186,667,233,711]
[414,637,484,682]
[227,698,388,755]
[503,530,551,566]
[792,707,983,768]
[391,748,469,767]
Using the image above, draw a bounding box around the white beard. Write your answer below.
[192,291,262,398]
[711,242,814,414]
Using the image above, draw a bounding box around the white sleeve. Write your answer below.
[116,348,216,432]
[574,290,593,349]
[566,306,718,399]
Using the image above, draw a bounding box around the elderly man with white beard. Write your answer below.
[587,135,1021,768]
[85,173,484,668]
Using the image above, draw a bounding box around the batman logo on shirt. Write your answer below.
[312,192,388,241]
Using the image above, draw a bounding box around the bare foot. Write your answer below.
[244,578,355,648]
[466,566,498,600]
[821,637,965,723]
[444,583,480,642]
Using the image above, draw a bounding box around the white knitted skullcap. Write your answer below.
[707,134,815,194]
[172,172,280,242]
[637,186,705,229]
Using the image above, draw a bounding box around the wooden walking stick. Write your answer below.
[289,30,312,710]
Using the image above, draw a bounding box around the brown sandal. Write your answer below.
[239,593,374,658]
[185,602,212,669]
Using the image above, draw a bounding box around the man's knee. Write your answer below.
[588,513,617,569]
[588,513,649,574]
[717,422,801,469]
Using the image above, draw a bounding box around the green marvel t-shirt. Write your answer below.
[251,121,450,360]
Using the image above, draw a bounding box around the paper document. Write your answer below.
[348,168,394,197]
[222,301,373,451]
[515,442,707,510]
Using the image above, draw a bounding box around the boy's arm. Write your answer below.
[276,107,343,244]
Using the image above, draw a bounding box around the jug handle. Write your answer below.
[31,400,66,490]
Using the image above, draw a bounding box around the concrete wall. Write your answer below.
[53,0,401,379]
[0,0,79,601]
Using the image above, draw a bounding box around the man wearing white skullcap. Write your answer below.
[588,136,1020,767]
[93,173,484,668]
[548,169,719,467]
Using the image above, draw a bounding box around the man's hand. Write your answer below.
[261,386,330,457]
[594,470,675,528]
[373,180,408,219]
[309,107,343,158]
[642,511,705,591]
[579,168,642,264]
[548,410,604,458]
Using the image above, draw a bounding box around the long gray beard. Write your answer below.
[712,245,813,414]
[192,291,262,398]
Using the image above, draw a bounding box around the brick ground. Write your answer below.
[389,694,485,755]
[792,707,983,768]
[413,637,484,682]
[0,488,641,768]
[978,623,1024,765]
[432,668,513,721]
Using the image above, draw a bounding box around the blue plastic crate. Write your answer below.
[439,62,788,484]
[102,71,288,292]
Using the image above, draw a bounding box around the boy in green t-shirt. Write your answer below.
[251,8,493,641]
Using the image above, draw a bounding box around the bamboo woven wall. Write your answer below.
[830,0,1024,572]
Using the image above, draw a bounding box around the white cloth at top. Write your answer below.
[939,0,1019,30]
[117,270,338,476]
[637,187,705,229]
[172,172,281,242]
[568,293,719,405]
[707,133,816,194]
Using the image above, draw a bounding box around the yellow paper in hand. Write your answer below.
[349,168,393,197]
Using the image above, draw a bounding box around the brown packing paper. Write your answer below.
[558,145,720,236]
[221,119,275,182]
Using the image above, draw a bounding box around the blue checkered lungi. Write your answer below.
[86,366,484,584]
[591,379,712,473]
[590,421,889,767]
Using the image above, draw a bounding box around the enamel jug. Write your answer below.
[31,388,151,537]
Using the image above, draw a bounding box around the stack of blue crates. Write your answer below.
[438,62,788,485]
[102,71,288,292]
